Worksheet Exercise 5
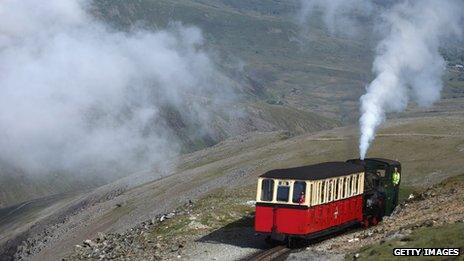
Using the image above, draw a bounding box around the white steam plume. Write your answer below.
[359,0,464,159]
[0,0,234,177]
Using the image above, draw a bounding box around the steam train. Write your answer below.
[254,158,401,245]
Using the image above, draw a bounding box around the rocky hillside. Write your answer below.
[61,172,464,260]
[309,174,464,260]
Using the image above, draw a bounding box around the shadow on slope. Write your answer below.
[196,215,269,249]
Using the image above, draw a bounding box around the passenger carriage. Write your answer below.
[254,159,401,244]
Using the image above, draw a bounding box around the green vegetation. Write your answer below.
[0,171,101,208]
[353,222,464,261]
[149,186,255,239]
[398,185,419,203]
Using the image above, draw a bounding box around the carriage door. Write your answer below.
[382,166,397,215]
[384,165,401,215]
[270,181,290,240]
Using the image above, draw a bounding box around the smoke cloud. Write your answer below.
[299,0,463,159]
[0,0,234,178]
[359,0,464,159]
[298,0,373,37]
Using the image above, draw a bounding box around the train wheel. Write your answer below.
[287,237,293,248]
[265,236,280,246]
[287,237,299,248]
[370,216,378,226]
[265,236,273,245]
[362,217,370,228]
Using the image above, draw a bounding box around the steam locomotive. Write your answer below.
[254,158,401,245]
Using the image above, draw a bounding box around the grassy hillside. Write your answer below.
[92,0,374,121]
[349,173,464,260]
[92,0,464,122]
[354,221,464,260]
[0,173,104,209]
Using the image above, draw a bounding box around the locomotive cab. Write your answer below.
[347,158,401,216]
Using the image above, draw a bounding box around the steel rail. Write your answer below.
[247,245,291,261]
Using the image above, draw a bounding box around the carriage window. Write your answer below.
[346,176,351,197]
[341,179,344,199]
[377,169,386,177]
[334,179,339,200]
[314,182,320,204]
[276,181,290,202]
[352,175,357,195]
[358,173,363,193]
[359,174,363,193]
[309,183,313,205]
[341,178,345,198]
[350,176,355,196]
[328,180,333,202]
[260,179,274,201]
[321,181,325,203]
[292,181,307,203]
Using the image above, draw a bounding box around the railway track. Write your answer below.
[247,245,291,261]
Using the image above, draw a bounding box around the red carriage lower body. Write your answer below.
[255,195,363,239]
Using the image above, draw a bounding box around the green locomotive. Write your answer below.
[348,158,401,222]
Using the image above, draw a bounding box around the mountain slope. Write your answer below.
[2,113,464,260]
[92,0,375,119]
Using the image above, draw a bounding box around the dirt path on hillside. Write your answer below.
[377,133,464,138]
[307,133,464,141]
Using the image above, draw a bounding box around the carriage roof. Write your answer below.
[259,162,364,181]
[347,158,401,167]
[365,158,401,166]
